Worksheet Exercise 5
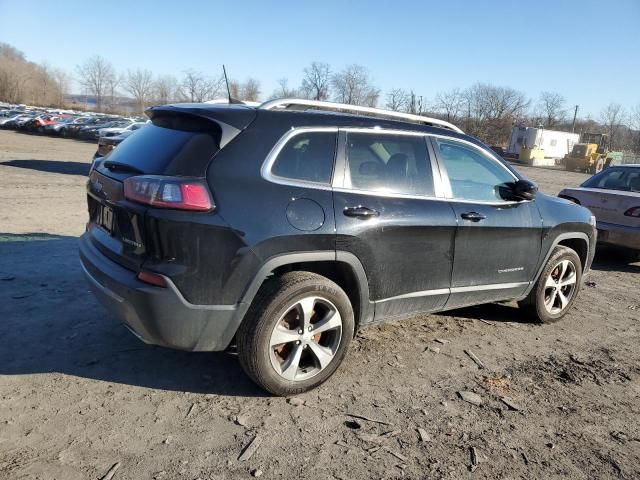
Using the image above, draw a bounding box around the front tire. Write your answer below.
[237,272,354,396]
[519,246,582,323]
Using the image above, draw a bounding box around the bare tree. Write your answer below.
[385,88,409,111]
[228,79,241,99]
[104,73,122,112]
[406,91,424,114]
[76,55,116,111]
[537,91,566,128]
[460,83,530,145]
[220,77,260,102]
[270,78,298,99]
[52,68,70,106]
[631,104,640,130]
[181,70,203,102]
[241,78,261,101]
[433,88,465,122]
[0,43,67,106]
[124,69,154,113]
[300,62,331,101]
[154,75,178,104]
[631,104,640,153]
[331,64,379,107]
[600,103,626,149]
[180,70,224,102]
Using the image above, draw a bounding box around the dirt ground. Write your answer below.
[0,130,638,480]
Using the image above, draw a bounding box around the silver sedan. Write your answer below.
[559,165,640,252]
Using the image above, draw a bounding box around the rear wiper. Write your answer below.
[102,160,144,174]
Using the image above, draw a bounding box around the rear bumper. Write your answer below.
[79,233,240,351]
[597,221,640,250]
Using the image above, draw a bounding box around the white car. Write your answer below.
[0,114,32,126]
[98,122,146,139]
[559,165,640,253]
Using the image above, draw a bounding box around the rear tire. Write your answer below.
[237,271,354,396]
[519,246,582,323]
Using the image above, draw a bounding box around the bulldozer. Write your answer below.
[563,132,624,174]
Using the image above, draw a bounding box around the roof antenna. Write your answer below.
[223,65,242,104]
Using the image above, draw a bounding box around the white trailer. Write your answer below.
[506,127,579,160]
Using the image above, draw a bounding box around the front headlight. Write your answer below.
[589,215,597,227]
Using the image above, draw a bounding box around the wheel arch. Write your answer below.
[524,232,590,297]
[232,251,374,344]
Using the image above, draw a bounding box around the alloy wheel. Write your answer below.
[543,259,577,315]
[269,296,343,381]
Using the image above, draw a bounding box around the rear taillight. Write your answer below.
[124,175,214,211]
[624,206,640,217]
[137,270,167,287]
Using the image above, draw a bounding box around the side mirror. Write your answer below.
[499,179,538,201]
[512,179,538,200]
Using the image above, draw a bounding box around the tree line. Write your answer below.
[1,42,639,153]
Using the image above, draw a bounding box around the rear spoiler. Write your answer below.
[146,103,257,148]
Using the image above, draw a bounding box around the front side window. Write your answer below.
[271,131,336,184]
[434,138,514,201]
[344,132,434,196]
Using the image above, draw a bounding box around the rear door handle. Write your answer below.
[343,206,380,219]
[460,211,487,222]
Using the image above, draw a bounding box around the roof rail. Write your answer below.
[259,98,463,133]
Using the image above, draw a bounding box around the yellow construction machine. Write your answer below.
[564,133,623,174]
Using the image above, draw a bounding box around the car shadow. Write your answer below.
[0,233,265,397]
[0,159,91,176]
[441,302,531,324]
[590,246,640,274]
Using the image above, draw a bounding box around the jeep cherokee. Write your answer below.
[80,99,597,395]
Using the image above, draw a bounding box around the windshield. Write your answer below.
[582,167,640,192]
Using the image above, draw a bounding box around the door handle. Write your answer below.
[460,211,487,222]
[343,206,380,219]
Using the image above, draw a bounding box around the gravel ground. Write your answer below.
[0,130,639,480]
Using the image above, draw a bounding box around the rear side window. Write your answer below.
[271,131,336,184]
[104,114,221,176]
[344,132,434,196]
[582,168,640,192]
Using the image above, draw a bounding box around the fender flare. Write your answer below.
[523,232,591,297]
[224,251,374,347]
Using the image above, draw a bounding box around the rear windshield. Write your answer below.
[582,167,640,192]
[103,114,222,176]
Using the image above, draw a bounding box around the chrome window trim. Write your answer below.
[261,127,528,206]
[429,133,518,181]
[261,127,339,190]
[339,127,446,198]
[428,134,526,205]
[374,281,529,304]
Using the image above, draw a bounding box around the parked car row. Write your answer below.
[0,104,147,142]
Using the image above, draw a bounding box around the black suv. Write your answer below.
[80,99,596,395]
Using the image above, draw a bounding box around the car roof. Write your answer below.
[150,101,465,137]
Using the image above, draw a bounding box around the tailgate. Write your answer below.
[84,106,256,272]
[86,169,149,270]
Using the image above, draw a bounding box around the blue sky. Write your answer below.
[1,0,638,116]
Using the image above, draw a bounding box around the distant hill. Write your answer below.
[65,93,137,113]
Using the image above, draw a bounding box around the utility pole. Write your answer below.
[571,105,579,133]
